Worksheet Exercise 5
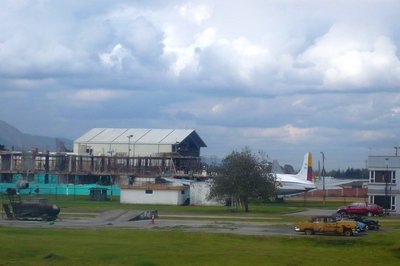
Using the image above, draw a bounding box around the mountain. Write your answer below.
[0,120,72,152]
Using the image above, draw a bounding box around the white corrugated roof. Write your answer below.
[114,129,151,143]
[75,128,206,146]
[74,128,105,142]
[160,129,194,144]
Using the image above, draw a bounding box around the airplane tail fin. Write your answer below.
[271,160,284,174]
[295,152,313,181]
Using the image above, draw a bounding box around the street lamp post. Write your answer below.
[127,135,133,156]
[320,152,326,205]
[127,135,133,169]
[385,158,389,212]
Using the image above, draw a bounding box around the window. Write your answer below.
[145,190,153,194]
[374,171,389,183]
[371,170,395,183]
[312,217,323,223]
[392,197,396,211]
[372,195,395,211]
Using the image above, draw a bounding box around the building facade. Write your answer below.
[367,156,399,214]
[120,184,189,205]
[0,128,207,197]
[73,128,207,157]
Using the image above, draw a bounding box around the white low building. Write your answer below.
[157,177,223,206]
[120,178,222,206]
[368,155,399,214]
[120,184,189,205]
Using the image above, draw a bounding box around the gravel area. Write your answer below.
[0,209,345,236]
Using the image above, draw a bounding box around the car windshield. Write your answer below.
[350,202,366,207]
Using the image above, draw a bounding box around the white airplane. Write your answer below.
[274,152,316,196]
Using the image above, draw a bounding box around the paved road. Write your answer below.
[286,209,337,216]
[0,210,299,236]
[0,209,339,236]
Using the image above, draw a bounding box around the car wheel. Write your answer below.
[305,229,314,235]
[343,228,353,237]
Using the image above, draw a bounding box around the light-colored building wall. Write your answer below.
[74,142,173,157]
[120,186,188,205]
[368,156,400,214]
[73,128,206,158]
[190,182,223,206]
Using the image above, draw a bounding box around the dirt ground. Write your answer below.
[0,209,337,236]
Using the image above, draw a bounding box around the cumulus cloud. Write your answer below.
[354,130,390,140]
[239,125,318,144]
[71,89,130,102]
[296,24,400,89]
[392,107,400,115]
[177,3,212,25]
[99,44,133,69]
[1,0,400,169]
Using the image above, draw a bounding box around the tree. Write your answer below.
[208,147,276,212]
[0,144,6,151]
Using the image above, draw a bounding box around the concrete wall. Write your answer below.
[303,188,368,198]
[190,182,222,206]
[74,142,173,157]
[120,188,187,205]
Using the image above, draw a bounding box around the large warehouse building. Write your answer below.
[73,128,207,157]
[73,128,209,205]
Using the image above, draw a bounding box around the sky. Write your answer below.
[1,0,400,170]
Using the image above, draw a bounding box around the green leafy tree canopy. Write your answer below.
[208,147,276,212]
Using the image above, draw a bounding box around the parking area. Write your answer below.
[1,208,391,236]
[0,209,297,236]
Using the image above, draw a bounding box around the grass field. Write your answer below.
[1,196,399,265]
[23,194,355,214]
[0,226,399,265]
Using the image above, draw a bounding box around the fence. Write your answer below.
[304,188,368,198]
[0,182,120,198]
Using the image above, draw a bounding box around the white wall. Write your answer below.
[74,142,173,157]
[190,182,223,206]
[368,159,399,214]
[121,188,187,205]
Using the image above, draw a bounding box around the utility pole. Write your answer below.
[394,146,399,156]
[320,152,326,205]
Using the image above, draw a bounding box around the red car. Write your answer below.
[337,202,383,216]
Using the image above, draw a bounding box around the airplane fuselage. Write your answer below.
[274,152,316,196]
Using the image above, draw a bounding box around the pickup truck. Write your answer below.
[295,216,359,236]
